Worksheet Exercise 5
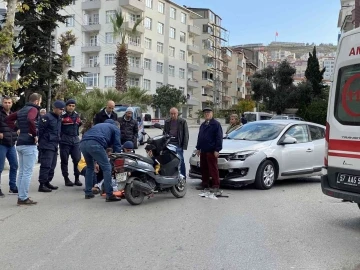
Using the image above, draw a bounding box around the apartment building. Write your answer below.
[185,7,229,111]
[321,57,335,80]
[56,0,202,117]
[338,0,360,34]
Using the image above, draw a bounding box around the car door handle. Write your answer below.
[306,149,313,152]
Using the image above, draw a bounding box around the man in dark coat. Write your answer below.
[80,119,122,202]
[0,96,18,197]
[60,99,82,187]
[163,107,189,178]
[118,107,138,145]
[37,100,65,193]
[93,100,117,125]
[195,107,223,193]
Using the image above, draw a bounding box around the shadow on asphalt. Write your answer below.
[329,216,360,234]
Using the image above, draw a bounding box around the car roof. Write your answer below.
[247,119,326,128]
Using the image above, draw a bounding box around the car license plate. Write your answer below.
[337,174,360,187]
[116,172,127,183]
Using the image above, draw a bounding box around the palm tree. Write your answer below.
[111,11,142,92]
[74,88,123,133]
[120,86,152,111]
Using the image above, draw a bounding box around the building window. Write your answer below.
[156,82,163,89]
[70,56,75,67]
[181,13,186,24]
[106,10,116,23]
[128,56,141,67]
[179,68,185,79]
[88,55,99,67]
[71,0,76,5]
[169,46,175,57]
[158,2,164,13]
[170,27,176,39]
[105,32,114,44]
[180,32,186,43]
[158,22,164,34]
[87,14,99,25]
[179,50,185,60]
[105,54,115,65]
[179,86,185,93]
[65,15,75,27]
[129,13,141,23]
[168,84,175,88]
[170,7,176,19]
[157,42,164,53]
[83,73,99,87]
[104,76,115,88]
[89,35,98,46]
[128,77,140,87]
[157,62,163,73]
[146,0,152,8]
[144,37,152,49]
[144,79,151,91]
[169,65,175,77]
[144,58,151,70]
[144,17,152,30]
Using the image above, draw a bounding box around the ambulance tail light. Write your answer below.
[324,121,330,167]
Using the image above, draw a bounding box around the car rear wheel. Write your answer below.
[255,160,276,190]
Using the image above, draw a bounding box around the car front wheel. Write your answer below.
[255,160,276,190]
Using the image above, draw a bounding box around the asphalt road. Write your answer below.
[1,127,360,270]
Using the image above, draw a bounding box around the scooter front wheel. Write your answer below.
[125,181,145,205]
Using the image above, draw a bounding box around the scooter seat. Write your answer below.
[119,152,154,165]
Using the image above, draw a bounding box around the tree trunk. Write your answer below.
[0,0,18,85]
[114,43,128,92]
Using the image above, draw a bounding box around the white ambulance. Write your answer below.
[321,27,360,208]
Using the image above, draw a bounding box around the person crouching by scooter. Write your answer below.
[121,141,135,153]
[145,144,161,174]
[79,119,122,202]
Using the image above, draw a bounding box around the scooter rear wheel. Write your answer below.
[125,181,145,205]
[171,177,187,198]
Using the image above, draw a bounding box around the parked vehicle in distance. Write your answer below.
[143,113,152,128]
[321,27,360,210]
[271,115,304,121]
[114,105,145,148]
[244,111,273,122]
[189,120,325,189]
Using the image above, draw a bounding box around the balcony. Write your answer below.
[81,63,100,73]
[222,53,231,62]
[126,42,144,54]
[200,95,213,103]
[206,63,214,70]
[187,44,200,54]
[236,91,243,99]
[237,65,243,72]
[187,96,200,106]
[222,95,231,102]
[125,21,144,33]
[82,23,101,32]
[222,66,231,74]
[237,78,243,85]
[129,64,144,76]
[187,79,200,88]
[82,0,101,10]
[81,43,101,53]
[119,0,145,12]
[187,62,199,71]
[245,81,251,89]
[202,79,214,88]
[222,81,231,88]
[188,25,201,36]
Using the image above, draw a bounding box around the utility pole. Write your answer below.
[47,34,52,112]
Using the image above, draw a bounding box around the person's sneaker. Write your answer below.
[45,183,58,190]
[74,180,82,187]
[38,185,52,193]
[105,195,121,202]
[65,178,74,187]
[9,188,18,195]
[85,194,95,199]
[17,198,37,205]
[0,189,4,198]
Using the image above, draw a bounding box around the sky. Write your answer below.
[177,0,340,46]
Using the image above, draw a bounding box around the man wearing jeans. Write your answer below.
[6,93,42,205]
[0,96,18,197]
[79,119,122,202]
[163,107,189,178]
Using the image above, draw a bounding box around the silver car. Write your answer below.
[189,120,325,189]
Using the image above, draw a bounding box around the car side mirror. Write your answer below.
[279,136,297,145]
[153,123,162,129]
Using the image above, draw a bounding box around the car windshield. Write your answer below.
[114,106,127,118]
[227,122,286,141]
[245,113,257,122]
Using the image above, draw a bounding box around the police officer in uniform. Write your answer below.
[38,100,65,192]
[60,99,82,187]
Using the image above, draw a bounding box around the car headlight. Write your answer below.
[124,158,137,166]
[230,150,257,161]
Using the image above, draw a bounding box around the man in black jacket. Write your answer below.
[60,99,82,187]
[163,107,189,179]
[0,97,18,197]
[38,100,65,193]
[118,107,138,146]
[93,100,117,125]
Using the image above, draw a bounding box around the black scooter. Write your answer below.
[109,123,187,205]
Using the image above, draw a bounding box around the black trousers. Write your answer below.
[60,143,81,179]
[38,149,58,184]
